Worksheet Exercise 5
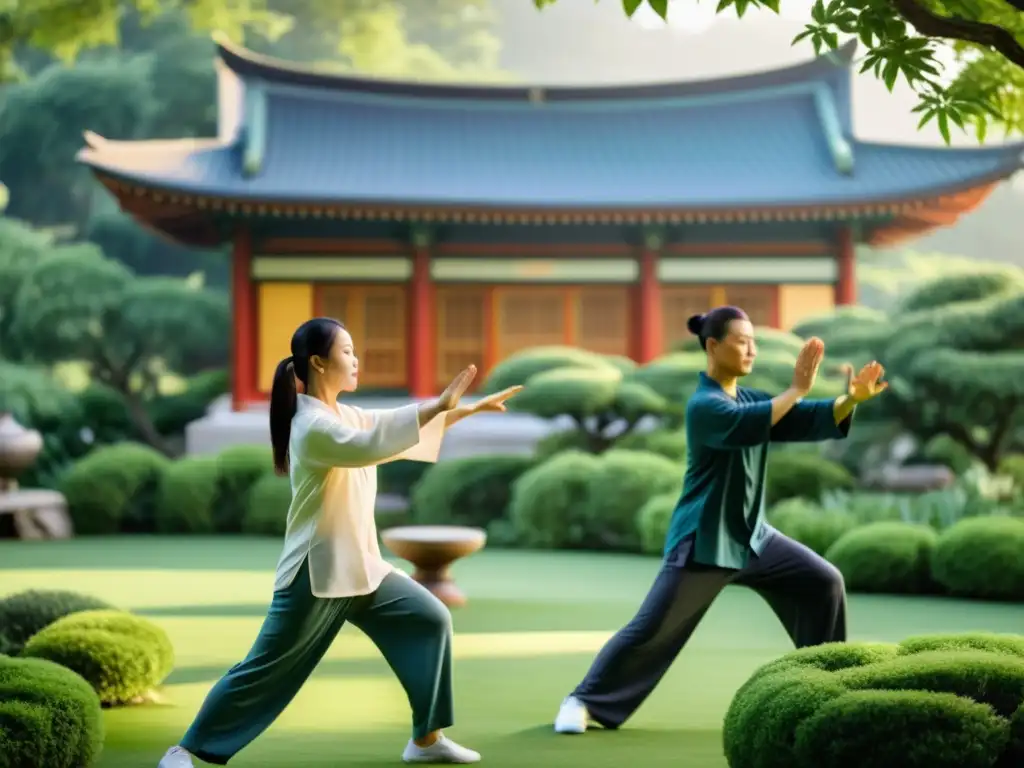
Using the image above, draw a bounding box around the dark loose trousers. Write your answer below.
[572,529,846,729]
[179,564,454,765]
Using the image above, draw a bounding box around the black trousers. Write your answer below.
[572,529,847,729]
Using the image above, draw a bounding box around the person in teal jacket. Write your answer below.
[554,305,888,735]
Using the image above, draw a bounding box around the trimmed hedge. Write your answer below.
[584,449,681,550]
[767,499,856,557]
[154,455,219,534]
[59,443,170,534]
[22,610,174,706]
[825,522,939,595]
[212,445,274,533]
[411,454,536,530]
[765,450,855,506]
[932,517,1024,601]
[0,654,105,768]
[242,474,293,537]
[0,590,115,656]
[508,451,601,549]
[637,493,677,555]
[723,633,1024,768]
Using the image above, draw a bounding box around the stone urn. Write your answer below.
[0,412,44,491]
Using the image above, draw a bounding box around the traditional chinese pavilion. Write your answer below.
[78,35,1023,410]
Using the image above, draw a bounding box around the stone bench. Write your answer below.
[0,490,73,539]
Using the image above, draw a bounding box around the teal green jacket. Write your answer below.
[664,373,852,569]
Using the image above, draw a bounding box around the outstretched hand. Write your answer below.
[841,361,888,404]
[471,386,523,414]
[438,365,478,411]
[792,337,825,395]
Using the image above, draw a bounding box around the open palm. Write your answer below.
[844,361,888,403]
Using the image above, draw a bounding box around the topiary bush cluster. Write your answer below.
[242,474,293,537]
[765,450,855,507]
[22,609,175,707]
[507,448,682,552]
[723,633,1024,768]
[0,590,114,656]
[0,654,105,768]
[769,510,1024,601]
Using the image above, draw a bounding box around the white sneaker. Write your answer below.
[554,695,589,734]
[402,735,481,763]
[157,746,194,768]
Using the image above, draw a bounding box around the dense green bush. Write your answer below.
[767,499,856,557]
[584,450,681,550]
[0,654,105,768]
[998,454,1024,494]
[637,493,677,555]
[766,450,855,506]
[932,517,1024,601]
[508,451,601,549]
[411,455,535,530]
[59,443,170,534]
[147,368,228,437]
[723,633,1024,768]
[0,590,115,656]
[615,428,688,461]
[242,474,293,537]
[825,522,938,594]
[479,346,619,394]
[378,460,431,498]
[213,444,274,533]
[22,610,174,707]
[154,456,219,534]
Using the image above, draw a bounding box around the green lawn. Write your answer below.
[2,536,1023,768]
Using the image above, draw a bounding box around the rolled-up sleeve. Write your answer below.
[303,404,421,468]
[770,399,851,443]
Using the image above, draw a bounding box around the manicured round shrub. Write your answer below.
[154,456,219,534]
[584,449,681,551]
[932,516,1024,601]
[242,474,293,537]
[377,459,431,498]
[636,493,677,555]
[21,610,174,706]
[508,451,601,549]
[615,428,688,461]
[0,654,104,768]
[767,498,856,557]
[723,632,1024,768]
[59,443,170,534]
[480,346,618,394]
[824,521,938,594]
[765,450,854,506]
[213,444,274,532]
[411,454,536,529]
[0,590,115,656]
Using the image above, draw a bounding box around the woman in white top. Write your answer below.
[159,317,520,768]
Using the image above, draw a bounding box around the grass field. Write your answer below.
[2,536,1023,768]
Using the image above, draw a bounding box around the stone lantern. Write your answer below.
[0,412,72,539]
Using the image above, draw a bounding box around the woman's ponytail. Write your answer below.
[269,356,297,475]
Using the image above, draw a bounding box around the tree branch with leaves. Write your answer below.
[534,0,1024,141]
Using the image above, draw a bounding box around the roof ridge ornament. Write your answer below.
[813,84,854,175]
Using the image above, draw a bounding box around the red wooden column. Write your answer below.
[231,226,256,412]
[408,226,436,398]
[835,225,857,305]
[633,229,664,363]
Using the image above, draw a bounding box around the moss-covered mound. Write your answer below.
[723,633,1024,768]
[20,610,174,707]
[0,653,105,768]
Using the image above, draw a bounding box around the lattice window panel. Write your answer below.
[495,287,566,360]
[575,287,630,357]
[317,284,407,388]
[661,286,716,350]
[436,287,487,389]
[723,285,776,328]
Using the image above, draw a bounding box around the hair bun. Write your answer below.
[686,313,705,336]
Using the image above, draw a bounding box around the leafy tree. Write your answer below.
[0,216,54,356]
[1,1,505,83]
[534,0,1024,140]
[8,244,229,454]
